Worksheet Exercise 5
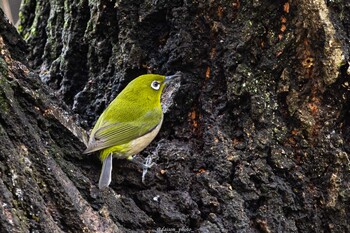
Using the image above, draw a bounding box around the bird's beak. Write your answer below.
[165,71,182,83]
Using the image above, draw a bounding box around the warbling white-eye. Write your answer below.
[84,73,180,189]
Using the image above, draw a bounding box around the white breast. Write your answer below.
[126,117,164,156]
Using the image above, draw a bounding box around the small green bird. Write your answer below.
[84,73,180,189]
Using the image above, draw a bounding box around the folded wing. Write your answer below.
[83,109,162,154]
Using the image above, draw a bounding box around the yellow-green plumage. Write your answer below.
[84,73,178,189]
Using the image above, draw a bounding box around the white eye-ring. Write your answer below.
[151,80,161,90]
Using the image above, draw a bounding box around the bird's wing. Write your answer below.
[83,110,162,154]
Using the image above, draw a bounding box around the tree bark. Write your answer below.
[0,0,349,232]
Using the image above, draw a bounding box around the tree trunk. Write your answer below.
[0,0,349,232]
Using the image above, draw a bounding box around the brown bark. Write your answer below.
[0,0,349,232]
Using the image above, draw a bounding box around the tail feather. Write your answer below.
[98,153,113,189]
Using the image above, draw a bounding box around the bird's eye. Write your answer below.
[151,81,161,90]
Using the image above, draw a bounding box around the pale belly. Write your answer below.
[102,117,163,160]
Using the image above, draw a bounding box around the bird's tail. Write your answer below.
[99,153,113,189]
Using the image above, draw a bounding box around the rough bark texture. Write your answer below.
[0,0,349,232]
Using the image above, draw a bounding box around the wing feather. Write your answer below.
[83,109,162,154]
